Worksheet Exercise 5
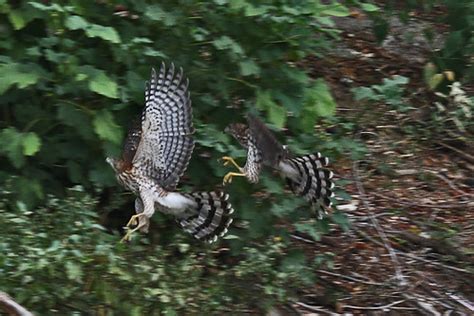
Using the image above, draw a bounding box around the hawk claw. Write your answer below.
[221,156,242,170]
[222,172,246,186]
[121,213,147,243]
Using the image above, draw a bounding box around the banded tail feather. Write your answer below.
[285,153,334,218]
[178,191,234,243]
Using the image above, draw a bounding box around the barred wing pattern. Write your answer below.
[133,63,195,189]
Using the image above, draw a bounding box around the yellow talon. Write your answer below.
[121,213,147,243]
[221,156,242,170]
[222,172,246,185]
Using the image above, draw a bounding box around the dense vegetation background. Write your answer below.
[1,0,473,314]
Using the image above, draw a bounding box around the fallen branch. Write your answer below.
[353,227,472,274]
[372,192,473,209]
[318,269,384,286]
[343,299,407,310]
[294,301,337,315]
[0,292,33,316]
[353,160,407,286]
[395,231,474,264]
[437,141,474,164]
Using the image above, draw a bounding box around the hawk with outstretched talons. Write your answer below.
[223,114,334,218]
[107,63,234,243]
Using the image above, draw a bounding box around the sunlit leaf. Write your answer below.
[85,24,121,43]
[22,132,41,156]
[89,71,118,99]
[92,109,123,144]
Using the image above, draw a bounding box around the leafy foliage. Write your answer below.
[0,0,356,313]
[0,185,328,314]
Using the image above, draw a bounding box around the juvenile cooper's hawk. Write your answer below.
[223,114,334,218]
[106,63,234,243]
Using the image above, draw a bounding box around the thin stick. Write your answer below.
[294,302,338,315]
[423,169,473,196]
[0,292,33,316]
[353,160,407,286]
[372,192,473,209]
[318,269,384,286]
[343,299,407,310]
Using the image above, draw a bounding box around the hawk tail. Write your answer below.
[178,192,234,243]
[285,153,335,218]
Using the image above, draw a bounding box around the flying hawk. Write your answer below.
[106,63,233,243]
[223,114,334,218]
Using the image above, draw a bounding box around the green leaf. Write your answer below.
[89,71,118,99]
[212,36,244,55]
[65,15,89,30]
[360,3,379,12]
[145,5,177,26]
[239,59,260,76]
[301,79,336,131]
[267,104,286,128]
[85,24,121,44]
[0,127,25,168]
[321,3,350,17]
[0,63,41,94]
[22,132,41,156]
[92,109,123,144]
[65,262,83,281]
[8,10,26,30]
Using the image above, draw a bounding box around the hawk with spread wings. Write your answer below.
[106,63,233,243]
[223,114,334,218]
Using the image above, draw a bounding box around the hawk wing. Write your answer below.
[247,114,287,167]
[133,63,195,189]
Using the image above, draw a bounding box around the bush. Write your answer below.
[0,1,353,313]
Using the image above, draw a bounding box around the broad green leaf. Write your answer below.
[239,59,260,76]
[321,3,350,17]
[8,10,26,30]
[244,4,268,16]
[85,24,121,44]
[360,3,379,12]
[212,36,244,55]
[0,127,25,168]
[267,104,286,128]
[65,261,83,281]
[92,109,123,144]
[303,79,336,117]
[256,89,273,111]
[89,71,118,99]
[145,5,177,26]
[65,15,89,30]
[22,132,41,156]
[0,63,41,94]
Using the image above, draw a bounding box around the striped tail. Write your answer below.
[285,153,335,218]
[178,192,234,243]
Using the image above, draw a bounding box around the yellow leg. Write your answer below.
[221,156,242,170]
[223,171,246,185]
[121,213,147,243]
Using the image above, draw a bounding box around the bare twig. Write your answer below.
[423,169,474,196]
[0,292,33,316]
[294,302,338,315]
[353,160,407,286]
[372,192,473,209]
[402,293,441,316]
[343,299,407,310]
[318,269,384,286]
[437,141,474,164]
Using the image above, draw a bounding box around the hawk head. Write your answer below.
[225,123,249,148]
[106,157,121,173]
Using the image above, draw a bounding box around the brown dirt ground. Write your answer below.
[286,6,474,316]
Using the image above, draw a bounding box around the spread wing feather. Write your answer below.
[133,62,195,189]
